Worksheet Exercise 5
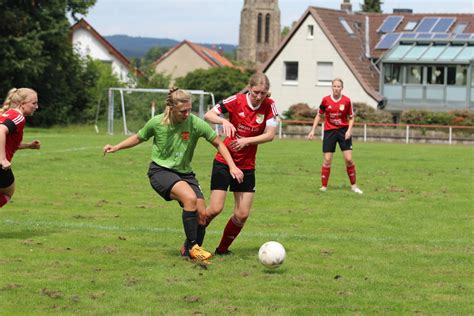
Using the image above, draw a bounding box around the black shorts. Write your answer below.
[0,168,14,188]
[210,160,255,192]
[147,162,204,201]
[323,127,353,153]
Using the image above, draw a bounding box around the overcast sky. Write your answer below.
[77,0,474,44]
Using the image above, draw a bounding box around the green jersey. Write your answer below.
[137,114,217,173]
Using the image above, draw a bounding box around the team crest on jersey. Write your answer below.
[339,104,345,111]
[256,114,264,124]
[181,132,190,140]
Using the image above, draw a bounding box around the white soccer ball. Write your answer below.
[258,241,286,269]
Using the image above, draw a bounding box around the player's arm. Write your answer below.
[307,112,322,140]
[210,136,244,183]
[345,116,355,140]
[229,124,277,151]
[18,140,41,150]
[204,106,235,138]
[103,134,143,155]
[0,125,10,169]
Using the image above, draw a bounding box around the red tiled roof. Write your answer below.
[154,40,234,68]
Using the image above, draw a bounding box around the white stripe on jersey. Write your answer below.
[266,117,278,127]
[222,95,237,105]
[12,115,25,125]
[270,100,279,117]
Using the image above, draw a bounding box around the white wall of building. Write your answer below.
[265,15,378,115]
[72,28,131,83]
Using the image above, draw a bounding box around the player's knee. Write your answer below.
[181,194,198,210]
[345,160,354,167]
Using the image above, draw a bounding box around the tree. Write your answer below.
[361,0,383,13]
[175,67,253,103]
[0,0,96,126]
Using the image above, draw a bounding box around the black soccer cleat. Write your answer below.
[214,248,233,256]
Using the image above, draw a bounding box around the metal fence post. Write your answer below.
[406,125,410,144]
[364,124,367,142]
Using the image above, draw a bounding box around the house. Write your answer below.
[262,5,474,116]
[154,40,234,82]
[71,19,135,83]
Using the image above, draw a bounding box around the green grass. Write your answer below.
[1,126,472,315]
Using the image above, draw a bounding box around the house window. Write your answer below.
[427,66,445,85]
[317,62,333,84]
[447,65,468,86]
[453,23,468,33]
[404,21,418,31]
[265,14,271,43]
[284,62,298,81]
[406,65,423,84]
[384,64,401,84]
[339,17,354,35]
[257,13,262,43]
[307,25,314,39]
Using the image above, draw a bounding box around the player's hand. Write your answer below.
[29,140,41,149]
[307,131,315,140]
[345,130,352,140]
[221,120,236,138]
[103,144,117,155]
[229,138,248,151]
[229,166,244,183]
[1,158,11,170]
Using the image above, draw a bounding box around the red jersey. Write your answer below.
[319,95,353,131]
[214,93,278,169]
[0,109,26,161]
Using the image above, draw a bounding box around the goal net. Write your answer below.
[95,87,216,135]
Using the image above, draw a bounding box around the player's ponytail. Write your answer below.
[1,88,36,114]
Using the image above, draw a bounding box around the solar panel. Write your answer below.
[453,33,471,40]
[400,33,417,39]
[416,33,434,39]
[375,33,401,49]
[404,21,418,31]
[378,16,403,33]
[431,18,456,32]
[432,33,451,39]
[416,17,439,32]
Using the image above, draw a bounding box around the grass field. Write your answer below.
[1,126,472,315]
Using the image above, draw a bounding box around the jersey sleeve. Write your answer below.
[1,119,17,133]
[137,116,158,141]
[347,99,354,118]
[319,98,327,114]
[215,95,238,115]
[265,98,279,127]
[194,116,217,142]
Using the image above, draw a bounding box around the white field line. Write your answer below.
[16,146,100,156]
[2,219,299,240]
[1,219,468,245]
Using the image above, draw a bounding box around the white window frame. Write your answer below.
[317,62,333,85]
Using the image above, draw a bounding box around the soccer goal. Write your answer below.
[95,87,216,135]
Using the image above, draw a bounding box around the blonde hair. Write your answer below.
[248,73,271,97]
[1,88,37,114]
[162,87,192,125]
[332,78,344,87]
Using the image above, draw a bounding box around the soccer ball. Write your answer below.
[258,241,286,269]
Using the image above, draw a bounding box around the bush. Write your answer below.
[353,103,393,123]
[401,110,474,126]
[282,103,316,120]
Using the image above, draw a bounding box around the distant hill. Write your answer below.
[105,35,237,58]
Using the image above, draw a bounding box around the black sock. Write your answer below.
[196,225,206,246]
[182,210,198,247]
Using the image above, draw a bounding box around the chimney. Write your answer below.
[393,8,413,13]
[341,0,352,12]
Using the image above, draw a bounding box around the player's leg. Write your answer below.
[215,169,255,255]
[215,192,254,255]
[170,181,212,260]
[0,169,15,208]
[340,139,362,194]
[205,160,231,226]
[321,130,336,191]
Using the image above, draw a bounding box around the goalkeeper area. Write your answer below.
[95,87,216,135]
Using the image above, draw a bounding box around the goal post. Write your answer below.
[98,87,216,135]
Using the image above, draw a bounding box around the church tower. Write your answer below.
[236,0,281,66]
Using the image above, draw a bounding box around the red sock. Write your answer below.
[217,216,243,252]
[0,194,11,208]
[321,166,331,187]
[346,164,356,185]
